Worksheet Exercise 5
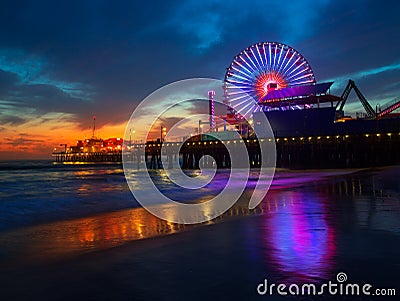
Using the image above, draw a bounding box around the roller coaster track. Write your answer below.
[377,96,400,118]
[336,80,377,119]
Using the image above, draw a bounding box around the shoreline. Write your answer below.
[0,165,378,231]
[0,166,395,262]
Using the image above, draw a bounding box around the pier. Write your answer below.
[53,151,122,163]
[53,133,400,169]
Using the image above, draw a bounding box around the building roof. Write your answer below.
[262,82,334,102]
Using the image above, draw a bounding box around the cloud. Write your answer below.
[0,114,27,126]
[324,63,400,111]
[3,136,45,147]
[327,62,400,91]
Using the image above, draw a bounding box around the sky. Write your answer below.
[0,0,399,159]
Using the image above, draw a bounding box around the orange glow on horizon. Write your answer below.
[0,119,126,160]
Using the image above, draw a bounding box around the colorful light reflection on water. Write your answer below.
[262,191,336,282]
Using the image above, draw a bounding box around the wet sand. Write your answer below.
[1,215,400,300]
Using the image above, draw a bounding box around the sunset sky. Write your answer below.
[1,0,400,159]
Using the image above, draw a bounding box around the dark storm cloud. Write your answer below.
[0,0,399,127]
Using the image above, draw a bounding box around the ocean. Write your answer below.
[0,161,399,299]
[0,161,134,231]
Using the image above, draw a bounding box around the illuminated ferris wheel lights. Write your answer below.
[277,45,284,65]
[291,73,314,82]
[291,79,315,87]
[262,44,267,66]
[235,63,253,76]
[232,71,252,81]
[231,95,252,105]
[273,45,278,67]
[236,101,254,116]
[256,47,264,67]
[251,48,263,70]
[286,62,307,79]
[245,51,259,71]
[228,79,252,86]
[240,54,255,71]
[251,49,264,68]
[284,57,301,75]
[280,54,294,74]
[225,90,249,98]
[231,65,251,77]
[224,42,316,117]
[287,70,309,83]
[232,96,251,108]
[243,104,257,118]
[233,99,253,115]
[232,73,253,84]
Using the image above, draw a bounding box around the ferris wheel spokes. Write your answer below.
[224,42,316,117]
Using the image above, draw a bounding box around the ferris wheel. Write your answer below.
[224,42,316,118]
